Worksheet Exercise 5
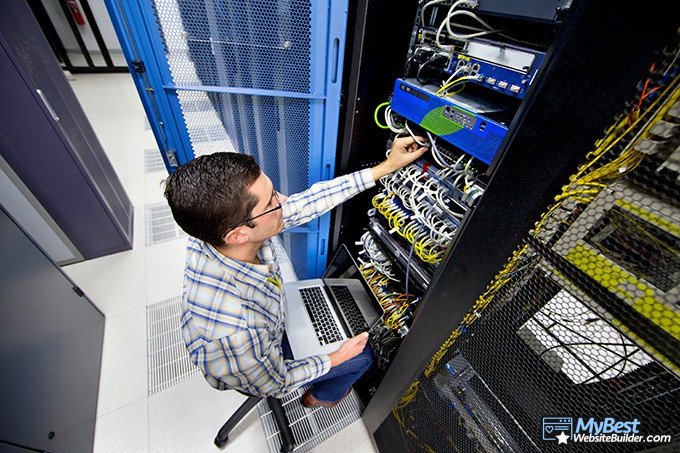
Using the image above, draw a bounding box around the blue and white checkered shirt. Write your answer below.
[181,169,375,397]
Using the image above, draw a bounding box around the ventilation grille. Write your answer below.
[258,386,362,453]
[144,148,166,173]
[188,123,230,143]
[145,202,187,245]
[146,296,199,395]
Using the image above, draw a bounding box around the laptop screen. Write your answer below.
[323,244,382,312]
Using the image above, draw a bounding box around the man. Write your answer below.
[164,136,427,407]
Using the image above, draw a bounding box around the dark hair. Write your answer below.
[164,153,261,246]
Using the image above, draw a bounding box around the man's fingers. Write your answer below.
[354,332,369,343]
[396,136,428,153]
[346,332,368,349]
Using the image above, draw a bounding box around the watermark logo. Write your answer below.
[543,418,572,444]
[543,417,671,445]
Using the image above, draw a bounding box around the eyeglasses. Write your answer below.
[223,191,282,238]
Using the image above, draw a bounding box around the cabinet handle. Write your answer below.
[36,89,60,122]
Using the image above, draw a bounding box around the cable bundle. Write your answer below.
[357,232,397,280]
[373,161,468,264]
[420,0,538,49]
[368,323,403,370]
[379,293,418,331]
[535,68,680,235]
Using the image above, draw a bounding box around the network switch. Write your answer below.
[390,78,511,164]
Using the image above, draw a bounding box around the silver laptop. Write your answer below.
[284,278,380,359]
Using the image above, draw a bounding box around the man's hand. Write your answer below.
[327,332,369,367]
[370,135,429,181]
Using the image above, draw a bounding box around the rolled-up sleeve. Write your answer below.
[282,169,375,230]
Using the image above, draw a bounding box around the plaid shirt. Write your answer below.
[181,169,375,397]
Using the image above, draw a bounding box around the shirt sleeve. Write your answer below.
[198,327,331,397]
[282,169,375,230]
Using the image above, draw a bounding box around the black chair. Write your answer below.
[214,393,295,452]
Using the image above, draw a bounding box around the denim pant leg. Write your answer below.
[306,343,374,403]
[281,333,374,403]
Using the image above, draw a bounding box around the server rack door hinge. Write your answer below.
[131,60,145,73]
[166,149,179,168]
[72,286,85,297]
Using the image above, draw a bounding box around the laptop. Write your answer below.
[284,246,381,359]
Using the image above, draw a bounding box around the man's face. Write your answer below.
[243,172,287,241]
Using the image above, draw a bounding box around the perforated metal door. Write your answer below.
[104,0,348,277]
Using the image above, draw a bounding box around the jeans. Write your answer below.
[282,334,374,403]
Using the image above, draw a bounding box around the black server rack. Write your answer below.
[332,0,680,451]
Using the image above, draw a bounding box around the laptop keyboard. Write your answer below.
[299,287,344,346]
[330,286,369,336]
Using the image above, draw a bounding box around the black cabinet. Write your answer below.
[0,0,133,260]
[0,206,105,452]
[336,0,680,444]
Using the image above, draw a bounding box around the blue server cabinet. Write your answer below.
[104,0,348,278]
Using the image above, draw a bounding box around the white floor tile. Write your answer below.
[145,238,187,303]
[96,307,148,417]
[145,173,170,205]
[63,246,146,317]
[143,130,161,149]
[148,375,268,453]
[119,176,147,207]
[93,399,149,453]
[95,131,146,179]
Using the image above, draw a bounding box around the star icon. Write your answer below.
[556,431,569,444]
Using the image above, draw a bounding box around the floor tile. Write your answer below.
[119,175,147,207]
[93,399,149,453]
[63,245,146,317]
[145,237,187,303]
[96,307,148,416]
[145,172,170,205]
[148,375,269,453]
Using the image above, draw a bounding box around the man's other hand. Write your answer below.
[328,332,369,367]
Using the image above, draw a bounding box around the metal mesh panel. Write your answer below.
[282,231,310,282]
[145,0,317,277]
[152,0,312,92]
[382,43,680,452]
[174,90,238,156]
[176,89,310,197]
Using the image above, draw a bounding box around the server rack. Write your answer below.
[334,0,680,451]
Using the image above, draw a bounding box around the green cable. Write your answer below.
[374,101,391,129]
